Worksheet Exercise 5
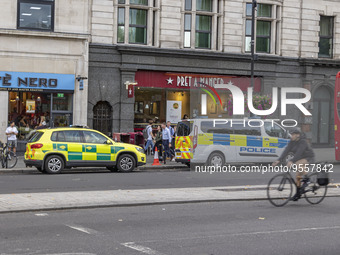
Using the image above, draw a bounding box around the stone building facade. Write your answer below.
[0,0,90,147]
[88,0,340,147]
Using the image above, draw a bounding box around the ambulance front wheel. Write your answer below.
[206,152,225,167]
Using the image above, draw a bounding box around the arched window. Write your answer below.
[93,101,112,136]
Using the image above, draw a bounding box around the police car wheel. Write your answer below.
[107,166,118,172]
[117,154,135,172]
[207,152,225,167]
[45,155,64,174]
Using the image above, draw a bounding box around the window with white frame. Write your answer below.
[245,3,280,54]
[117,0,158,45]
[184,0,221,50]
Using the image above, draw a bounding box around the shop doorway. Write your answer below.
[312,86,331,145]
[93,101,112,136]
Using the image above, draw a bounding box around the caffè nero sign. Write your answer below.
[0,71,75,91]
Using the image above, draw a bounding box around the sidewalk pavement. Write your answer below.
[0,184,339,213]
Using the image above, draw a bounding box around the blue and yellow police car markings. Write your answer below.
[198,133,213,145]
[277,138,289,148]
[212,133,232,146]
[246,135,263,147]
[230,135,247,146]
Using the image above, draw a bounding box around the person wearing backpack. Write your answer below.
[272,127,315,201]
[144,120,154,154]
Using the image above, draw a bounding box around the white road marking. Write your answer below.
[1,254,95,255]
[137,225,340,244]
[65,224,98,235]
[39,253,96,255]
[231,225,340,236]
[35,213,48,216]
[121,242,166,255]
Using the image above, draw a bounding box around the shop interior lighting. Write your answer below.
[20,19,24,21]
[30,7,42,10]
[201,94,207,115]
[37,97,41,102]
[145,104,149,109]
[16,96,20,101]
[42,21,48,23]
[22,13,32,16]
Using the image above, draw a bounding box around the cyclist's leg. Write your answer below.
[295,159,308,187]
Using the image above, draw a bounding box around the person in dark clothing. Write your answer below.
[272,127,315,201]
[153,125,163,160]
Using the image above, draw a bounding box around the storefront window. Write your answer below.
[52,93,72,111]
[134,87,190,131]
[8,91,73,140]
[8,91,51,140]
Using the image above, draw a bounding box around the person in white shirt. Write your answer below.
[144,120,155,154]
[6,122,18,155]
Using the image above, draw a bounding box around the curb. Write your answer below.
[2,194,340,214]
[0,165,189,174]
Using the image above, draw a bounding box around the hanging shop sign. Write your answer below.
[135,71,261,92]
[0,71,75,92]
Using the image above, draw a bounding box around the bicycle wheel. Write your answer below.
[304,173,327,204]
[6,151,17,169]
[267,174,293,207]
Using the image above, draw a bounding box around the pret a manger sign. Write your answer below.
[201,83,312,117]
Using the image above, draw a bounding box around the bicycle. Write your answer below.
[267,163,328,207]
[0,142,18,169]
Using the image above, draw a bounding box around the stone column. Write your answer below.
[0,91,9,142]
[120,69,136,132]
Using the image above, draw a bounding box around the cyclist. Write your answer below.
[272,127,315,201]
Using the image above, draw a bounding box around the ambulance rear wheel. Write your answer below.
[44,155,64,174]
[117,154,136,172]
[207,152,225,167]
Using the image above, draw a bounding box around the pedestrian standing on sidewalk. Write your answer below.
[154,125,163,160]
[5,121,18,156]
[167,121,175,160]
[144,120,155,154]
[161,122,171,164]
[171,125,177,161]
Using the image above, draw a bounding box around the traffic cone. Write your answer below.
[152,147,162,166]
